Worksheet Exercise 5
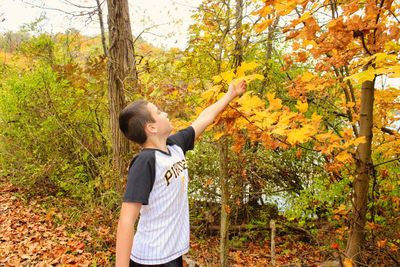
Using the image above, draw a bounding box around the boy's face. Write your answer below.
[146,102,172,136]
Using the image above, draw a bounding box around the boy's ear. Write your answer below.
[145,123,157,134]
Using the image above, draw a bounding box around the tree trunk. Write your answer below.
[96,0,108,57]
[106,0,137,177]
[219,2,244,266]
[219,138,230,267]
[346,75,375,264]
[233,0,243,68]
[261,15,279,95]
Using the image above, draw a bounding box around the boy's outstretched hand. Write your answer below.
[228,79,247,98]
[192,79,248,140]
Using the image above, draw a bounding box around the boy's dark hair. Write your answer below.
[119,100,155,144]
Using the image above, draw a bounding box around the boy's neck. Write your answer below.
[142,136,169,153]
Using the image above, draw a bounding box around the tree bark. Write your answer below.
[96,0,108,57]
[219,2,244,266]
[219,138,230,267]
[233,0,243,68]
[106,0,137,177]
[346,73,375,265]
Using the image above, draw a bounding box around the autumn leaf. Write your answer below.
[377,239,387,248]
[223,204,231,214]
[238,74,264,83]
[301,71,314,82]
[237,92,265,112]
[213,70,235,83]
[255,19,273,33]
[343,258,354,267]
[213,131,225,141]
[266,92,282,111]
[345,66,375,84]
[295,100,308,113]
[202,85,222,101]
[335,151,353,163]
[333,204,350,215]
[286,124,315,145]
[275,0,297,16]
[331,243,339,249]
[236,61,260,77]
[252,6,273,17]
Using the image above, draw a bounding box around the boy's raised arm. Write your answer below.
[191,80,246,140]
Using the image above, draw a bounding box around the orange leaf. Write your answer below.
[377,239,387,248]
[223,204,231,214]
[255,19,273,33]
[343,258,354,267]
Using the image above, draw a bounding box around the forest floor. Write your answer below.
[0,177,370,267]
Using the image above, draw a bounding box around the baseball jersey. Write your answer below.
[123,126,195,265]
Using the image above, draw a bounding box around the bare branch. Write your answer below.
[374,158,400,167]
[133,23,172,45]
[60,0,97,9]
[381,126,400,136]
[21,0,97,17]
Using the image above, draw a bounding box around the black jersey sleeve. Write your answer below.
[123,151,156,205]
[167,126,195,154]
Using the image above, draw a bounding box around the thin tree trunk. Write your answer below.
[261,15,279,95]
[346,72,375,265]
[233,0,243,68]
[219,138,230,267]
[106,0,137,178]
[219,2,243,266]
[96,0,108,57]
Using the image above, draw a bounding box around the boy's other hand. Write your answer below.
[228,79,247,98]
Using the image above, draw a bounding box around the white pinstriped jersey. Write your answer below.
[123,127,195,265]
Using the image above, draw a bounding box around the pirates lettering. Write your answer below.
[164,159,188,185]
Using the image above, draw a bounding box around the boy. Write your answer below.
[116,80,246,267]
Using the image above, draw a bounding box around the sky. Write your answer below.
[0,0,399,91]
[0,0,202,49]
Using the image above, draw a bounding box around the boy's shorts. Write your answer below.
[129,256,183,267]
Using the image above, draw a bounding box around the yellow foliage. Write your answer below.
[252,6,273,17]
[213,131,225,141]
[345,66,375,84]
[202,85,222,102]
[335,151,353,163]
[295,100,308,113]
[275,0,297,16]
[236,61,260,77]
[286,124,315,145]
[301,71,314,82]
[266,92,283,111]
[342,258,354,267]
[213,71,235,83]
[238,74,265,83]
[311,112,322,126]
[255,19,273,33]
[237,92,265,113]
[254,111,279,129]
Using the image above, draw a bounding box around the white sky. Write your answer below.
[0,0,202,49]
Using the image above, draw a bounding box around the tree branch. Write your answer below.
[374,158,400,167]
[21,0,96,17]
[381,126,400,136]
[388,8,400,23]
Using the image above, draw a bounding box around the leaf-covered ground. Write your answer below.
[2,177,394,266]
[0,178,326,266]
[0,180,113,266]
